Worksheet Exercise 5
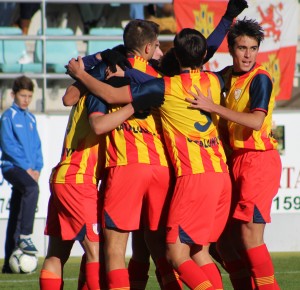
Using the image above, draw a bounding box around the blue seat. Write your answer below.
[87,27,123,55]
[34,28,78,73]
[0,27,42,73]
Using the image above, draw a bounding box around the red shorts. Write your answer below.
[230,149,282,223]
[45,183,101,242]
[166,172,231,245]
[102,164,173,231]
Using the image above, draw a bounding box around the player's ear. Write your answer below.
[145,42,152,54]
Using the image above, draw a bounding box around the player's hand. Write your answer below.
[224,0,248,20]
[186,85,215,113]
[66,56,85,79]
[105,65,125,79]
[101,49,132,73]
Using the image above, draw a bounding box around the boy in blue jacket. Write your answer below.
[0,76,43,273]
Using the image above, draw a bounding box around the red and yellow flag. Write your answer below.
[173,0,299,100]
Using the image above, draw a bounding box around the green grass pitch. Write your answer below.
[1,252,300,289]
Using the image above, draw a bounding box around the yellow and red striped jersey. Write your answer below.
[160,70,228,177]
[222,63,278,151]
[105,55,169,168]
[50,95,105,184]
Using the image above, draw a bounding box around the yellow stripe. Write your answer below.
[254,275,274,286]
[194,280,213,290]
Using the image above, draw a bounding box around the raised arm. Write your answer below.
[204,0,248,63]
[67,57,132,104]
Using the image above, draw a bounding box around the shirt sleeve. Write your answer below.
[85,94,108,116]
[125,68,156,84]
[250,74,273,113]
[0,113,28,169]
[204,16,232,64]
[87,61,107,81]
[82,53,101,70]
[130,78,165,102]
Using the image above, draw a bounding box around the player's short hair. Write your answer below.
[158,47,180,77]
[173,28,207,69]
[227,17,265,48]
[123,19,159,53]
[12,76,34,94]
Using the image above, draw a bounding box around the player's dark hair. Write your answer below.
[12,76,34,94]
[158,47,180,77]
[227,17,265,48]
[123,19,159,53]
[173,28,207,69]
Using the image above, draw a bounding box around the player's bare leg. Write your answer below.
[166,238,214,290]
[81,236,103,289]
[191,244,223,289]
[103,228,130,289]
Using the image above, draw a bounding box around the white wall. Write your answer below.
[0,111,300,258]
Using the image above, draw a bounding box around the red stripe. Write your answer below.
[122,122,139,164]
[107,130,119,167]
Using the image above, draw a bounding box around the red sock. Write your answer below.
[128,258,150,290]
[78,254,88,290]
[243,244,276,290]
[156,257,183,290]
[200,263,223,290]
[107,268,130,290]
[225,259,253,290]
[177,260,214,290]
[86,262,100,290]
[39,269,63,290]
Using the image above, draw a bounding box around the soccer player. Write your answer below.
[67,19,182,290]
[186,18,282,290]
[67,27,232,290]
[39,59,136,290]
[0,76,43,273]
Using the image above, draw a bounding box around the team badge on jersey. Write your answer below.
[234,89,242,100]
[92,223,100,235]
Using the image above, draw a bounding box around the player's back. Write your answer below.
[105,55,169,168]
[159,70,228,176]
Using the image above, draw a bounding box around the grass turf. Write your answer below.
[1,252,300,289]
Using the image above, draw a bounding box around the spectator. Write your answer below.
[15,3,40,34]
[0,76,43,273]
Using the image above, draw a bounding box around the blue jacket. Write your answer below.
[0,102,43,173]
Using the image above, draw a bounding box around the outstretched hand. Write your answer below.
[186,85,215,113]
[224,0,248,20]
